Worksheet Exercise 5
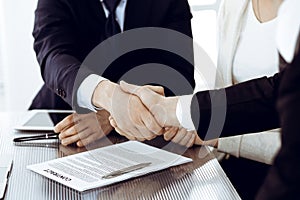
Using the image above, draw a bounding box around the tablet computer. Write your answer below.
[14,110,74,132]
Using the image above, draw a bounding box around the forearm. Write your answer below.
[92,80,121,112]
[33,0,84,107]
[218,130,281,164]
[192,73,282,140]
[163,0,195,93]
[42,50,82,106]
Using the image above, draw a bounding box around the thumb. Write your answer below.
[144,85,165,96]
[120,81,160,110]
[120,81,142,96]
[194,135,204,146]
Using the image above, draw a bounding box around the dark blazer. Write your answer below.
[191,72,281,140]
[29,0,195,110]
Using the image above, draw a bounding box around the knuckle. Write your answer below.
[61,139,68,146]
[58,133,64,139]
[54,126,60,133]
[164,136,171,141]
[137,138,145,142]
[164,132,173,141]
[149,134,157,140]
[76,141,83,147]
[66,118,73,125]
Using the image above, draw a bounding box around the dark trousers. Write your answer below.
[220,156,270,200]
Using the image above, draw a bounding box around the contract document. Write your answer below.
[27,141,192,191]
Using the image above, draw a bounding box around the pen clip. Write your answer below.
[102,162,151,179]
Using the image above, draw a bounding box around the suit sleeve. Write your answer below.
[33,0,82,107]
[191,73,282,140]
[164,0,195,92]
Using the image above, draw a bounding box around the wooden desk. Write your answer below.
[0,112,240,200]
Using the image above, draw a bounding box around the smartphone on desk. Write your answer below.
[14,110,74,132]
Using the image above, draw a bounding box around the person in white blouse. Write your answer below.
[109,0,285,198]
[216,0,282,166]
[113,1,300,199]
[210,1,283,198]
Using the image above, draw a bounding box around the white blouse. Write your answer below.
[216,0,282,165]
[232,1,279,84]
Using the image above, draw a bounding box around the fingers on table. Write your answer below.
[54,114,75,133]
[58,114,96,145]
[164,128,196,147]
[76,130,104,147]
[61,126,105,146]
[60,133,80,146]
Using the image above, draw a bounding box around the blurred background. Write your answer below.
[0,0,220,111]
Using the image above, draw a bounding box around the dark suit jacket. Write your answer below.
[190,30,300,199]
[191,72,282,140]
[29,0,195,110]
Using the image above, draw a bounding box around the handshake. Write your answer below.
[55,80,204,147]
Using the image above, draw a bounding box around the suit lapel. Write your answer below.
[87,0,106,23]
[124,0,153,30]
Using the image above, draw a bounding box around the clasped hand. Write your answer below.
[109,81,203,147]
[55,80,202,147]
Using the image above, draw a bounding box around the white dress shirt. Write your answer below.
[176,2,279,129]
[77,0,127,111]
[276,0,300,63]
[176,95,195,131]
[232,1,278,84]
[177,0,300,165]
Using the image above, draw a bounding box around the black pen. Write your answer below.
[13,133,59,143]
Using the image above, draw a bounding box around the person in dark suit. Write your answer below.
[30,0,196,143]
[256,0,300,198]
[256,38,300,200]
[30,0,195,110]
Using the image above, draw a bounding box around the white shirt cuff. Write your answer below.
[217,136,242,158]
[77,74,107,111]
[176,95,195,131]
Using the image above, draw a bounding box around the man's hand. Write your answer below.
[118,81,214,147]
[109,118,201,147]
[54,110,113,147]
[92,80,163,141]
